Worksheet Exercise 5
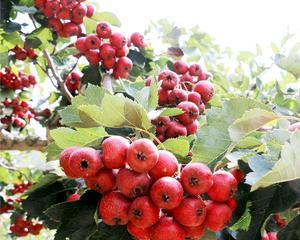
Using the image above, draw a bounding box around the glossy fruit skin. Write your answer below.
[72,3,87,18]
[85,50,101,66]
[152,116,171,135]
[267,232,277,240]
[205,201,232,232]
[173,60,189,74]
[116,57,133,73]
[75,37,87,52]
[229,168,245,183]
[188,92,202,106]
[207,170,238,202]
[85,168,116,194]
[150,177,184,209]
[165,121,187,138]
[59,146,80,178]
[57,8,72,20]
[158,70,179,90]
[193,80,214,103]
[99,43,116,60]
[116,168,151,198]
[173,197,206,227]
[102,136,130,169]
[158,88,169,106]
[96,22,112,38]
[182,224,205,239]
[150,217,185,240]
[67,193,80,202]
[85,34,101,49]
[127,139,159,173]
[149,150,178,180]
[110,32,127,49]
[288,122,300,132]
[186,120,199,135]
[86,4,95,18]
[62,22,79,37]
[226,197,237,211]
[130,32,147,48]
[168,89,188,105]
[48,18,62,31]
[189,63,202,76]
[127,222,150,240]
[68,147,102,178]
[128,196,160,228]
[180,72,193,83]
[176,101,199,125]
[99,191,131,226]
[180,163,213,196]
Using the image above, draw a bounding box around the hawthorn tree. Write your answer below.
[0,0,300,240]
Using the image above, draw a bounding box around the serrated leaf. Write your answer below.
[230,201,252,231]
[46,142,63,161]
[91,12,121,27]
[229,109,280,142]
[50,127,108,149]
[26,27,53,49]
[251,131,300,191]
[161,138,189,157]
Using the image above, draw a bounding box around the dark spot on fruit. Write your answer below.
[196,208,203,216]
[133,187,143,197]
[188,111,194,117]
[189,177,199,186]
[137,152,146,161]
[133,209,142,217]
[81,160,89,169]
[113,217,121,224]
[162,194,170,202]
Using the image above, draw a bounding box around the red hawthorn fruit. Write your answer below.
[85,168,116,194]
[116,168,151,198]
[158,88,170,106]
[183,224,205,240]
[85,50,101,65]
[75,37,87,52]
[61,0,77,9]
[96,22,112,38]
[130,32,147,48]
[110,32,127,49]
[180,72,193,83]
[150,217,185,240]
[149,150,178,180]
[57,8,72,20]
[67,193,80,202]
[68,147,102,178]
[186,120,199,135]
[85,34,101,49]
[127,222,150,240]
[226,197,237,211]
[158,70,179,90]
[100,43,116,60]
[128,196,160,228]
[273,214,287,228]
[28,223,43,235]
[48,18,63,32]
[26,48,37,59]
[116,57,133,73]
[71,16,84,25]
[288,122,300,132]
[207,170,238,202]
[168,89,188,105]
[198,102,205,113]
[115,46,129,57]
[229,168,245,183]
[41,108,51,118]
[261,233,270,240]
[72,4,87,19]
[43,1,60,17]
[173,60,189,75]
[150,177,184,209]
[113,68,121,79]
[267,232,277,240]
[205,201,232,232]
[173,197,206,227]
[126,139,159,172]
[193,80,214,103]
[189,63,202,76]
[188,92,202,106]
[62,22,79,37]
[59,146,80,178]
[99,191,131,225]
[34,0,45,9]
[152,116,171,135]
[102,58,116,69]
[86,4,95,18]
[165,121,187,138]
[154,134,165,145]
[145,77,153,86]
[102,136,130,169]
[180,162,213,196]
[198,71,210,81]
[176,101,199,125]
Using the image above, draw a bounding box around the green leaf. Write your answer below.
[134,82,158,112]
[162,138,189,157]
[81,65,102,86]
[230,201,252,231]
[160,107,183,116]
[90,223,131,240]
[236,136,262,149]
[251,131,300,191]
[229,109,280,143]
[2,31,23,48]
[46,142,63,161]
[91,11,121,27]
[59,105,82,126]
[127,49,146,68]
[25,173,60,195]
[83,17,97,34]
[26,27,53,49]
[50,127,108,149]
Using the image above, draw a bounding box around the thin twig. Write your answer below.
[0,158,31,182]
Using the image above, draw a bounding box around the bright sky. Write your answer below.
[99,0,300,52]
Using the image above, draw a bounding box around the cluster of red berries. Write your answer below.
[34,0,94,37]
[10,182,32,195]
[59,136,240,240]
[10,45,37,61]
[0,198,14,214]
[0,98,37,128]
[0,67,37,90]
[10,217,43,237]
[65,72,81,94]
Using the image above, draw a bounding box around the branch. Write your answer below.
[0,129,48,151]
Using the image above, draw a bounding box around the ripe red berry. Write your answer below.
[116,168,151,198]
[75,37,87,52]
[158,88,170,106]
[110,32,127,49]
[207,170,238,202]
[198,71,210,81]
[127,222,150,240]
[85,34,101,49]
[62,22,79,37]
[61,0,77,9]
[72,4,87,19]
[34,0,45,9]
[126,139,159,172]
[173,197,206,227]
[158,70,179,90]
[68,147,102,178]
[150,217,185,240]
[267,232,278,240]
[67,193,80,202]
[99,43,116,61]
[173,60,189,74]
[28,223,43,235]
[165,121,187,138]
[57,8,72,20]
[128,196,160,228]
[152,116,171,135]
[229,168,245,183]
[149,150,178,180]
[116,57,133,74]
[96,22,112,39]
[186,120,199,135]
[85,168,116,194]
[130,32,147,48]
[176,101,199,125]
[193,80,214,103]
[102,58,116,69]
[115,46,129,57]
[205,201,232,232]
[183,224,205,239]
[102,136,130,169]
[188,92,202,106]
[180,163,213,196]
[226,197,237,211]
[168,89,188,105]
[59,147,80,178]
[99,191,131,225]
[48,18,63,32]
[150,177,184,209]
[180,72,193,83]
[86,4,95,18]
[85,50,101,66]
[189,63,202,76]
